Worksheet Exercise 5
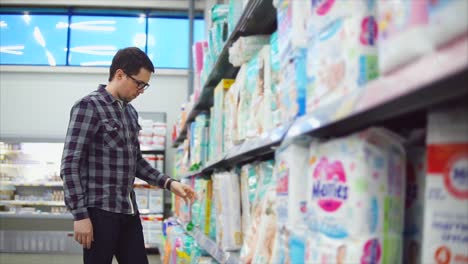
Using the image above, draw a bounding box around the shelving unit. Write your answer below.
[0,212,72,219]
[177,35,468,179]
[0,200,65,206]
[172,0,277,147]
[0,181,63,187]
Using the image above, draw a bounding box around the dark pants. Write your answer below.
[83,208,149,264]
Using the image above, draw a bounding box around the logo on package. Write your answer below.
[313,0,335,15]
[444,154,468,199]
[312,157,348,212]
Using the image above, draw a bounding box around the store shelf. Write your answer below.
[172,0,277,148]
[0,200,65,206]
[179,167,204,179]
[286,35,468,140]
[176,219,239,264]
[0,212,72,219]
[141,148,165,155]
[0,181,63,187]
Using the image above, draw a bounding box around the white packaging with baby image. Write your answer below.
[306,0,379,113]
[422,103,468,264]
[306,128,406,264]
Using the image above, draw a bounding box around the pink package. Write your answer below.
[193,41,208,74]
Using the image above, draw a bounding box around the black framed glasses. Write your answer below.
[125,72,150,90]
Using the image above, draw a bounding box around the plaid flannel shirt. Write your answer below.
[61,85,170,220]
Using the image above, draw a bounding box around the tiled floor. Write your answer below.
[0,253,162,264]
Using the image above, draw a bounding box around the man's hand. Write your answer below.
[74,218,94,249]
[170,181,197,204]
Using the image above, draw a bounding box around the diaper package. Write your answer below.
[213,79,235,157]
[306,128,406,264]
[275,0,310,124]
[212,171,242,251]
[378,0,433,74]
[427,0,468,47]
[238,53,259,141]
[224,65,246,150]
[422,103,468,264]
[306,0,379,113]
[240,163,259,240]
[403,147,426,264]
[252,185,278,264]
[270,32,282,128]
[275,137,311,264]
[228,35,270,67]
[240,160,275,263]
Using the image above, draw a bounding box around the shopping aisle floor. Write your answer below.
[0,253,162,264]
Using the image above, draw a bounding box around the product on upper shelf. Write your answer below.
[422,103,468,264]
[427,0,468,48]
[305,127,406,264]
[275,0,310,124]
[228,0,243,35]
[189,114,209,169]
[228,35,270,67]
[210,79,235,159]
[212,170,242,251]
[378,0,433,74]
[306,0,379,114]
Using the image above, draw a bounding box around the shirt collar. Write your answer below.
[97,84,125,106]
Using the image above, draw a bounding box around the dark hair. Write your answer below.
[108,47,155,81]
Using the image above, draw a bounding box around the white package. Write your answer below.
[212,171,242,251]
[422,103,468,264]
[306,128,406,264]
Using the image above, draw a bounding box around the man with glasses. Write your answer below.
[61,47,196,264]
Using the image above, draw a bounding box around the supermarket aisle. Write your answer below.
[0,253,162,264]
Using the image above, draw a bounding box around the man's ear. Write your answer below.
[115,69,125,80]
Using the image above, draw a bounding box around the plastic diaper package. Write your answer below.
[306,127,406,264]
[378,0,433,74]
[306,0,379,114]
[224,66,244,151]
[238,53,259,141]
[213,79,235,157]
[427,0,468,48]
[403,147,426,264]
[212,171,242,251]
[240,160,275,264]
[229,35,270,67]
[240,162,260,240]
[252,185,277,264]
[249,45,274,137]
[422,103,468,264]
[275,136,311,264]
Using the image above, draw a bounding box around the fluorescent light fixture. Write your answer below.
[133,33,147,48]
[33,27,46,47]
[56,22,68,29]
[70,20,116,31]
[0,45,24,55]
[22,13,31,25]
[80,61,111,66]
[45,50,56,66]
[0,21,7,28]
[69,45,117,56]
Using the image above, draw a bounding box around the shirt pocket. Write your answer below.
[99,119,125,149]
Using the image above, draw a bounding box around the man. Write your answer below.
[61,47,196,264]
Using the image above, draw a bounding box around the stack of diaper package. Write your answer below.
[212,170,243,251]
[240,160,276,264]
[273,137,312,263]
[422,103,468,264]
[274,0,309,123]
